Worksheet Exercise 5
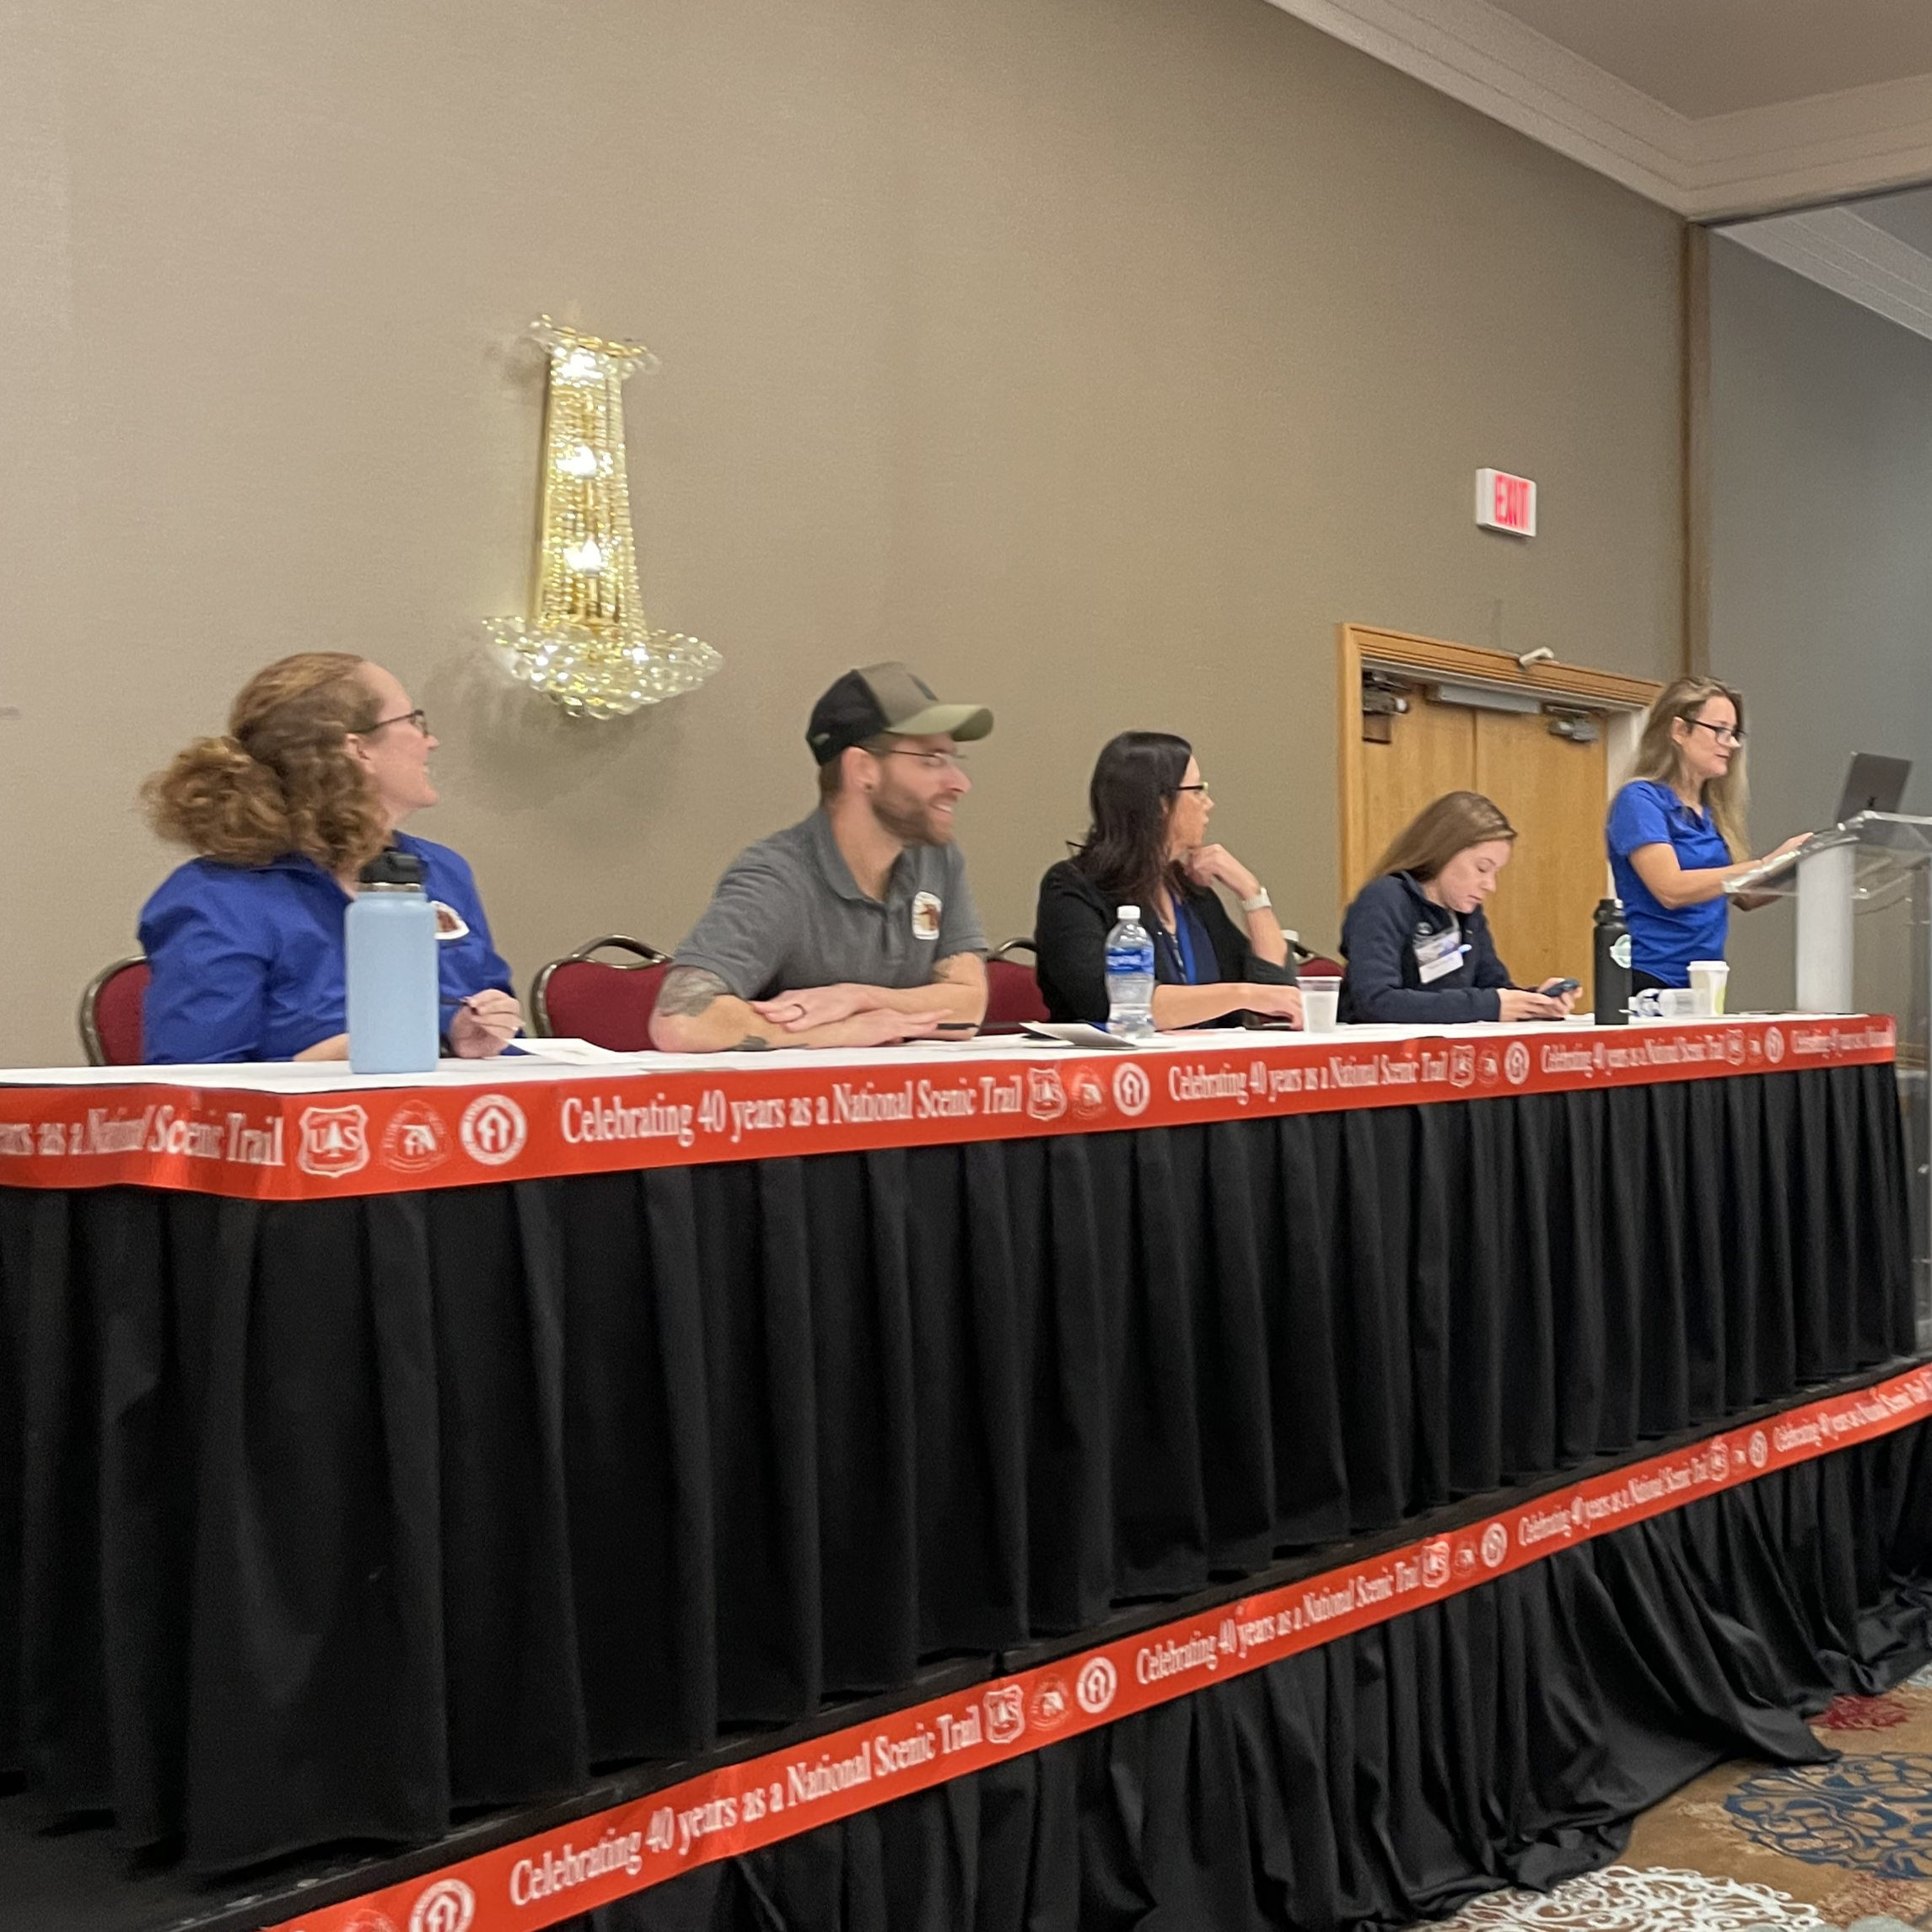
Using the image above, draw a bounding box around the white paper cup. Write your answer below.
[1301,976,1341,1033]
[1687,960,1729,1016]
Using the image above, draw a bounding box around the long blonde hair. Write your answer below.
[1372,790,1515,881]
[143,653,389,872]
[1628,675,1749,860]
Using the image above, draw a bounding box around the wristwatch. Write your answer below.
[1240,887,1272,913]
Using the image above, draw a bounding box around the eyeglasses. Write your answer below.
[366,708,430,737]
[877,748,968,773]
[1686,718,1744,748]
[1172,782,1209,794]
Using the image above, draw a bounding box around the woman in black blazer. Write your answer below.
[1034,732,1302,1029]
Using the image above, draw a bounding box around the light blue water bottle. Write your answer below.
[347,849,440,1074]
[1105,904,1156,1039]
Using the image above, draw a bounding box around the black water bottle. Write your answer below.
[1593,897,1631,1025]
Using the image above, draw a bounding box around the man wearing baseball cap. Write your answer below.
[650,663,993,1052]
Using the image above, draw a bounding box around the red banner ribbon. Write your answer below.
[266,1359,1932,1932]
[0,1015,1895,1203]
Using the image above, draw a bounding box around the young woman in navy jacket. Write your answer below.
[1339,791,1578,1025]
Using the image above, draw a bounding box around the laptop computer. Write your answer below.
[1835,753,1911,826]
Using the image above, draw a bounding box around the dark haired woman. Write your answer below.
[1033,732,1301,1028]
[1340,791,1577,1024]
[138,653,520,1063]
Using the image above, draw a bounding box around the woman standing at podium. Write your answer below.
[1606,676,1806,993]
[138,653,521,1062]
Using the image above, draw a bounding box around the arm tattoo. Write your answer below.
[656,966,731,1019]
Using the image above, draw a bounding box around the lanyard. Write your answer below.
[1159,904,1204,985]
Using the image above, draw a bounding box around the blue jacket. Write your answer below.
[1338,871,1515,1024]
[138,831,513,1063]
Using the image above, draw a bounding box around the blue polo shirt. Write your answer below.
[1606,780,1730,988]
[139,831,513,1063]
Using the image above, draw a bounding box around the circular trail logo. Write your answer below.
[1111,1063,1150,1118]
[408,1879,475,1932]
[1030,1673,1071,1731]
[1750,1429,1769,1469]
[1504,1041,1531,1087]
[1480,1523,1508,1569]
[460,1093,527,1166]
[1764,1025,1786,1064]
[1076,1655,1118,1715]
[381,1101,450,1176]
[1070,1071,1108,1120]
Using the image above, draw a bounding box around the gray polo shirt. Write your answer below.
[672,810,987,999]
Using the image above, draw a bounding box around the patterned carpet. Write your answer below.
[1417,1666,1932,1932]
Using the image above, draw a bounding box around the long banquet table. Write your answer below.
[0,1014,1912,1873]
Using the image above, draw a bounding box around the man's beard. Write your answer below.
[871,777,955,847]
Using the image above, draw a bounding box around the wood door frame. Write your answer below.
[1337,622,1665,918]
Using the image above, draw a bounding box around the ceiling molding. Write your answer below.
[1264,0,1932,220]
[1716,207,1932,342]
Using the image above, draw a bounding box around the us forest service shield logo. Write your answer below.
[982,1684,1026,1745]
[298,1104,370,1178]
[1025,1067,1068,1122]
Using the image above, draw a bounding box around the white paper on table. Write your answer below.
[1020,1022,1140,1051]
[503,1037,631,1063]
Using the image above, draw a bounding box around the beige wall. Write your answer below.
[0,0,1683,1065]
[1710,235,1932,1014]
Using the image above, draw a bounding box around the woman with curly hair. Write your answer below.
[138,653,520,1063]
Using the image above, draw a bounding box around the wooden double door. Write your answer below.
[1338,627,1663,1008]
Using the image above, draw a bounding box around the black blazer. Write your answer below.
[1337,871,1515,1023]
[1033,858,1297,1025]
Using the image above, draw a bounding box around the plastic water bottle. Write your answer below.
[347,849,440,1073]
[1105,905,1156,1039]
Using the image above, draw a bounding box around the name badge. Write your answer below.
[911,891,942,941]
[431,901,471,942]
[1413,925,1463,985]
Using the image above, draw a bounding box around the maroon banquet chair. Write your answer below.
[984,937,1049,1032]
[530,935,672,1051]
[79,954,150,1066]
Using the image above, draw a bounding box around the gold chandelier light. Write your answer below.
[487,318,721,718]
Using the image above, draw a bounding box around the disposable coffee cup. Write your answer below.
[1687,960,1730,1017]
[1301,975,1341,1034]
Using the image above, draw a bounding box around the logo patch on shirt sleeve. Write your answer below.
[431,901,471,942]
[911,891,942,941]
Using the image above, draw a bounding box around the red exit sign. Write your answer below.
[1475,468,1536,536]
